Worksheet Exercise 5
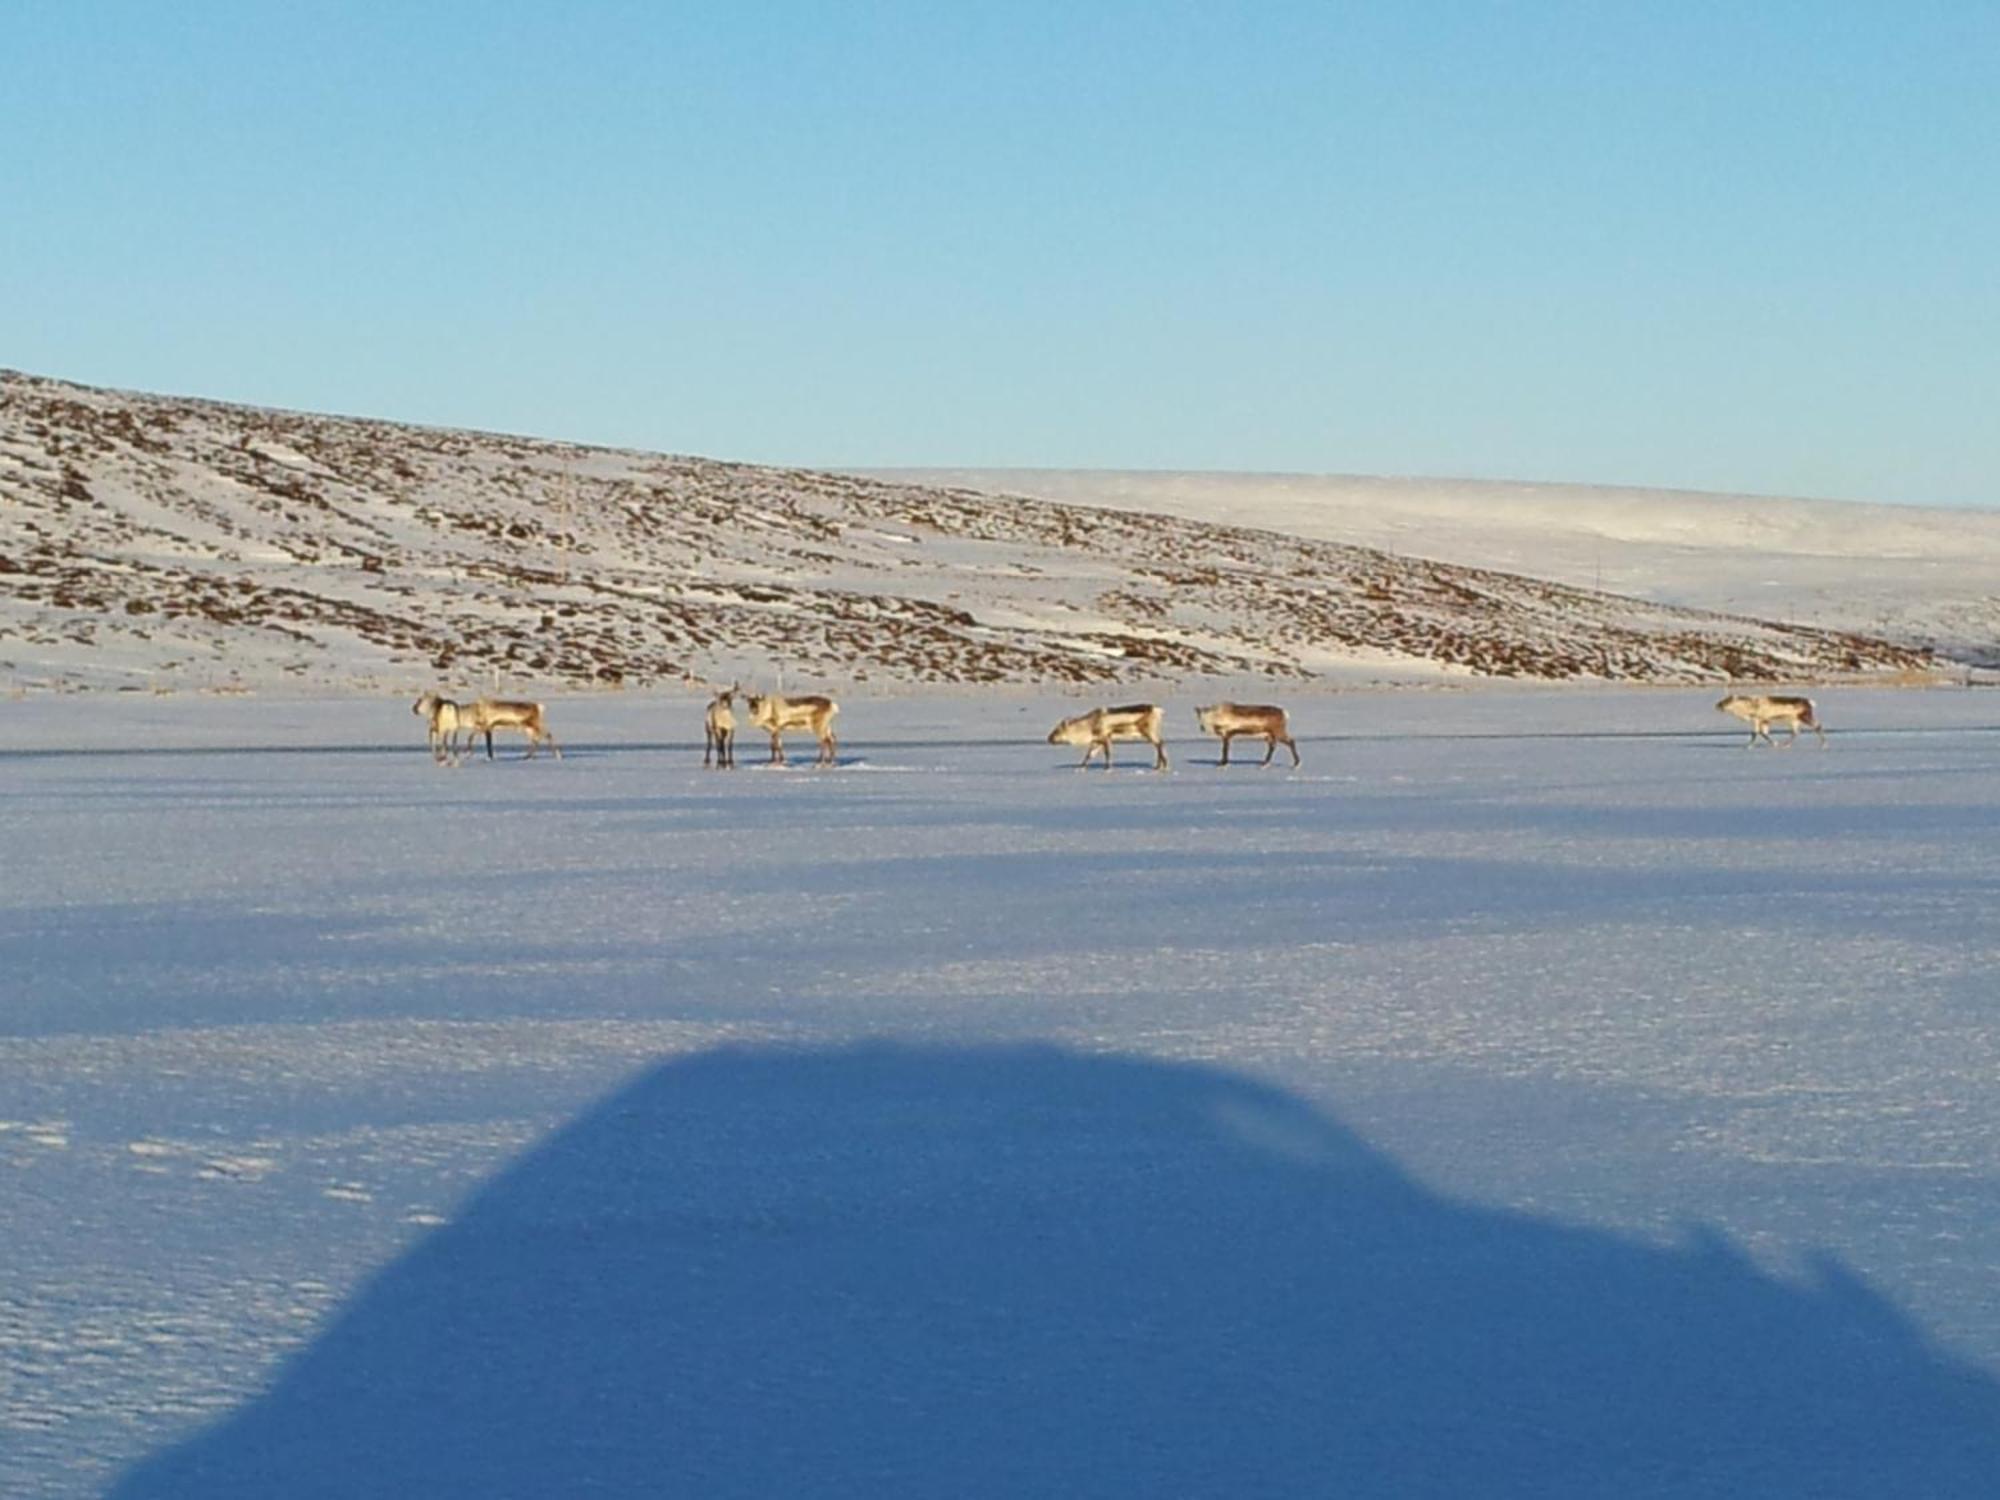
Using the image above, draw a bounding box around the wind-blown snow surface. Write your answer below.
[0,372,1939,694]
[6,688,2000,1495]
[876,469,2000,663]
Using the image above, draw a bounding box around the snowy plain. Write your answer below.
[6,685,2000,1495]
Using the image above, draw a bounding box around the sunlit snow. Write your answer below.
[6,686,2000,1496]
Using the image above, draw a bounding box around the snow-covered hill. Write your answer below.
[874,469,2000,663]
[0,371,1940,695]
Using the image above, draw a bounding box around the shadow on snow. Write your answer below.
[111,1043,2000,1499]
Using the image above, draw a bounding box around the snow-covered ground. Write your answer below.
[875,468,2000,660]
[1,373,1951,695]
[7,687,2000,1495]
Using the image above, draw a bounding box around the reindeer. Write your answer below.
[412,691,466,765]
[1716,693,1826,748]
[744,691,840,766]
[1046,704,1169,770]
[1194,702,1300,768]
[459,697,562,760]
[704,684,739,769]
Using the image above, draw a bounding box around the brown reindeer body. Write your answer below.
[461,698,561,760]
[412,691,466,765]
[1716,693,1824,748]
[746,692,839,766]
[1194,702,1300,768]
[704,687,738,769]
[1046,704,1168,770]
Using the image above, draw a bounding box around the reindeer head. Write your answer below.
[1046,713,1091,747]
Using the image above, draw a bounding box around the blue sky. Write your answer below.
[4,2,1995,506]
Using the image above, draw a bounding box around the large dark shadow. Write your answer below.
[112,1044,2000,1498]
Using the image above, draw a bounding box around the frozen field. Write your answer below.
[6,686,2000,1495]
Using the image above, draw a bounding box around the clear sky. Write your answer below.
[4,2,1995,506]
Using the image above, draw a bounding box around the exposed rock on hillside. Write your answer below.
[0,371,1934,692]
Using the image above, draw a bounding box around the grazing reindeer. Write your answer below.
[412,691,466,765]
[704,684,739,769]
[745,691,840,766]
[1716,693,1826,748]
[1046,704,1169,771]
[460,697,562,760]
[1194,702,1300,768]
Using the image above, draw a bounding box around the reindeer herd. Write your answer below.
[411,684,839,769]
[1039,702,1303,770]
[412,687,1829,769]
[699,685,840,769]
[412,692,561,765]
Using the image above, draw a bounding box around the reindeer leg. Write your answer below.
[1219,733,1232,767]
[1260,734,1276,767]
[1286,735,1301,768]
[1155,738,1168,771]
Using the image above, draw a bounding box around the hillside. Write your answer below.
[877,469,2000,665]
[0,371,1935,694]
